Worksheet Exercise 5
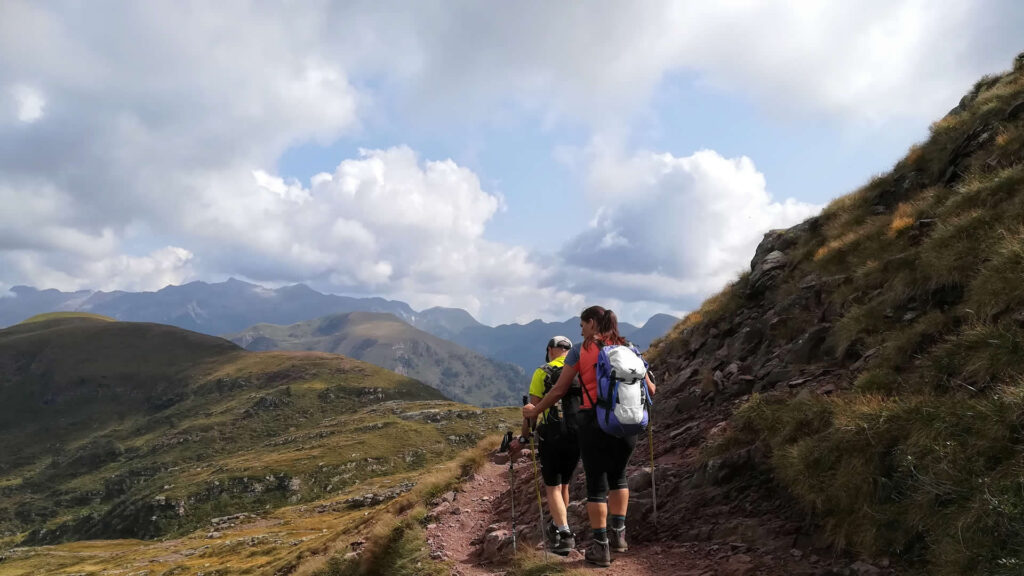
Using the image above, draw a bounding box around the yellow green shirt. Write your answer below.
[528,355,565,424]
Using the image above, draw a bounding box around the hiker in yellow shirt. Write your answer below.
[509,335,581,555]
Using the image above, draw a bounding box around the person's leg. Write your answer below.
[586,500,607,528]
[607,488,628,516]
[550,475,575,555]
[582,442,611,566]
[562,433,580,511]
[606,433,636,516]
[550,437,576,528]
[580,426,610,530]
[545,484,568,526]
[605,434,637,553]
[538,438,562,544]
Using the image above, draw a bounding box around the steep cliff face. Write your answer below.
[644,52,1024,575]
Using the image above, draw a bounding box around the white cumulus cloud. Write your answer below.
[560,146,823,307]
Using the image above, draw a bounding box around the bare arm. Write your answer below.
[523,363,578,419]
[520,394,542,435]
[646,373,656,397]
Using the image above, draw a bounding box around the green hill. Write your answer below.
[0,316,515,555]
[18,311,115,324]
[649,52,1024,575]
[227,312,525,407]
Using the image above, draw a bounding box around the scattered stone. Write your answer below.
[429,501,452,518]
[210,513,253,527]
[481,529,514,561]
[749,250,789,295]
[343,482,415,509]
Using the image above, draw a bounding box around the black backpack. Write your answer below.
[536,363,582,441]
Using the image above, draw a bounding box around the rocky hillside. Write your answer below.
[645,52,1024,575]
[0,315,516,559]
[227,312,524,407]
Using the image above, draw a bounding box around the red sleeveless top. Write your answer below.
[578,342,601,409]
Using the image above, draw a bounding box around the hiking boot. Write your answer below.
[585,538,611,567]
[608,526,628,552]
[544,520,559,548]
[552,529,575,556]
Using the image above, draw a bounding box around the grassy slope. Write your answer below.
[1,434,517,576]
[0,317,518,571]
[227,312,524,407]
[649,54,1024,575]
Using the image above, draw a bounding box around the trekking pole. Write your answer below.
[529,433,548,561]
[524,396,548,561]
[648,420,658,529]
[500,431,517,556]
[511,445,518,556]
[647,373,658,529]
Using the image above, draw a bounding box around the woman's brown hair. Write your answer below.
[581,305,627,349]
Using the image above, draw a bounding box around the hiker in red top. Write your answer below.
[524,305,656,567]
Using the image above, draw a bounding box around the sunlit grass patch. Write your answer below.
[17,311,115,324]
[888,202,916,236]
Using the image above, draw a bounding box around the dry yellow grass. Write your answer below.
[888,202,916,236]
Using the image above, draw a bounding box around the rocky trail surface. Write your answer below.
[424,442,894,576]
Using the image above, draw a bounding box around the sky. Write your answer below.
[1,1,1022,325]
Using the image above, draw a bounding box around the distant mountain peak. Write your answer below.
[224,277,257,288]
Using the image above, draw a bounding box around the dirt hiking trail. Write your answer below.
[424,446,894,576]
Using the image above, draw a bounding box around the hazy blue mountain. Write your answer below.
[1,279,415,335]
[627,313,681,350]
[227,311,522,407]
[446,315,676,373]
[409,306,485,339]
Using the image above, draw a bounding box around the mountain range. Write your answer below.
[0,281,678,373]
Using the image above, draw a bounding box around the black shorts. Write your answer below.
[538,432,580,487]
[576,409,637,502]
